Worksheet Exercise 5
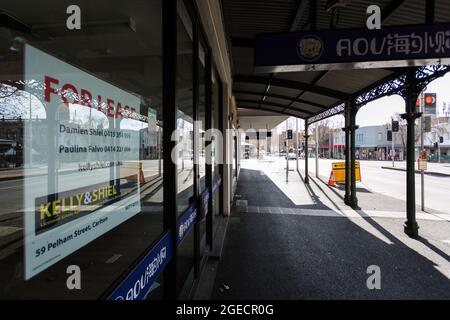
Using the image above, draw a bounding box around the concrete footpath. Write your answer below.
[207,159,450,300]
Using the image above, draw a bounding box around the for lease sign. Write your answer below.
[24,44,142,279]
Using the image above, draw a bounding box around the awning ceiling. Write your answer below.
[221,0,450,121]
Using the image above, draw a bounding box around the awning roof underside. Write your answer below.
[222,0,450,121]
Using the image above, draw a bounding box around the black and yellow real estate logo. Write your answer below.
[35,182,122,235]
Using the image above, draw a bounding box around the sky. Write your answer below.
[277,72,450,132]
[356,72,450,126]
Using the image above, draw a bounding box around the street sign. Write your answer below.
[418,159,427,171]
[332,161,361,184]
[424,93,437,115]
[255,23,450,73]
[418,151,427,171]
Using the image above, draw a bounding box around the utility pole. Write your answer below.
[420,92,425,212]
[438,139,441,163]
[286,138,289,182]
[286,119,289,182]
[390,119,395,168]
[329,125,332,159]
[392,131,395,167]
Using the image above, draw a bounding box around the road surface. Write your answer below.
[293,157,450,215]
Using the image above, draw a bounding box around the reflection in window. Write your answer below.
[198,42,206,193]
[0,0,164,299]
[175,6,195,297]
[211,71,221,227]
[176,8,195,215]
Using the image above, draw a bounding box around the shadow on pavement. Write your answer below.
[213,168,450,300]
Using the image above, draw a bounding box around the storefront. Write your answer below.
[0,0,232,300]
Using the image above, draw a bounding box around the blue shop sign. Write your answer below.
[108,231,173,300]
[177,203,197,245]
[255,23,450,72]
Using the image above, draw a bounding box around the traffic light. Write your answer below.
[392,121,399,133]
[286,129,293,140]
[440,136,444,144]
[424,93,437,115]
[387,130,392,142]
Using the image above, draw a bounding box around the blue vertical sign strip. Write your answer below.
[108,230,173,300]
[177,203,197,245]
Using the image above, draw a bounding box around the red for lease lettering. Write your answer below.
[44,75,136,120]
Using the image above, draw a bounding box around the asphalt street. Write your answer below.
[298,158,450,215]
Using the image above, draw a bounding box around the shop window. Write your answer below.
[175,3,194,296]
[0,0,164,299]
[211,70,222,229]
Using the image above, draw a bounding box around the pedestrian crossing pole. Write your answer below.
[286,138,289,182]
[420,92,425,212]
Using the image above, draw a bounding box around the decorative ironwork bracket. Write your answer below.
[308,65,450,124]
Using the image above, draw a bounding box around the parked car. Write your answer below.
[286,152,296,160]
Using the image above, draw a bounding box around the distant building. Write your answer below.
[353,125,405,161]
[330,117,450,162]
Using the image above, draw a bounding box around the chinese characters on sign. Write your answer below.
[337,31,450,57]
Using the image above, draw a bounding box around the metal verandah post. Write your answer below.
[304,120,309,184]
[401,69,422,238]
[350,101,359,209]
[343,101,351,205]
